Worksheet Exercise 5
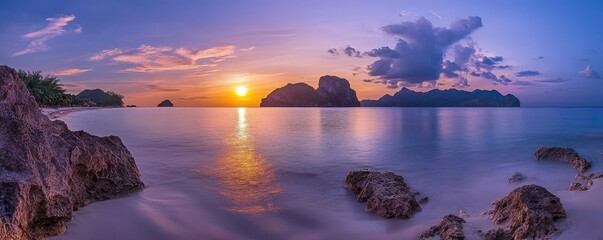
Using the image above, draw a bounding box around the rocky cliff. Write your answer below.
[361,88,520,107]
[0,65,144,239]
[260,75,360,107]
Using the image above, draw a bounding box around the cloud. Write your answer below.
[13,15,79,56]
[536,77,565,83]
[327,48,339,56]
[47,68,91,76]
[343,45,361,57]
[145,84,181,92]
[429,11,443,20]
[366,16,483,85]
[90,45,236,72]
[399,11,418,17]
[178,96,209,100]
[515,70,540,77]
[579,65,601,79]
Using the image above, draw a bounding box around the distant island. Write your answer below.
[260,75,360,107]
[260,75,520,108]
[158,99,174,107]
[361,88,520,107]
[77,89,124,107]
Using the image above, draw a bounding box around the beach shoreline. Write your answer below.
[41,107,102,119]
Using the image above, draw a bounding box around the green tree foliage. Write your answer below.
[17,70,86,106]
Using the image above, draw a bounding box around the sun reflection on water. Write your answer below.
[214,108,281,214]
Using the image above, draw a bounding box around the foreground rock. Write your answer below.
[568,182,588,191]
[534,147,591,172]
[479,228,513,240]
[419,214,465,240]
[360,88,520,107]
[344,169,421,218]
[260,75,360,107]
[157,99,174,107]
[486,184,566,239]
[0,65,144,239]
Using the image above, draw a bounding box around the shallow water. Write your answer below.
[52,108,603,240]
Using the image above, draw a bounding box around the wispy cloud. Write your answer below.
[429,11,443,19]
[90,45,237,72]
[145,84,181,92]
[13,14,79,56]
[579,65,601,79]
[47,68,91,76]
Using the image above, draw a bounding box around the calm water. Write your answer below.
[53,108,603,240]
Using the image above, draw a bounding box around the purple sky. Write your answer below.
[1,0,602,106]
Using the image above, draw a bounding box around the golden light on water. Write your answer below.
[213,108,281,214]
[235,86,248,96]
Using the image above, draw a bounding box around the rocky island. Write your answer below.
[361,88,520,107]
[157,99,174,107]
[0,65,144,239]
[260,75,360,107]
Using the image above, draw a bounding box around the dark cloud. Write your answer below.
[327,48,339,56]
[146,84,181,92]
[511,80,534,86]
[536,77,565,83]
[366,16,483,84]
[343,45,361,57]
[579,65,601,79]
[515,70,540,77]
[362,79,373,82]
[481,56,504,66]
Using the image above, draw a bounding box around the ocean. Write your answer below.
[52,107,603,240]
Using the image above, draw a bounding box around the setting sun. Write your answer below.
[235,86,248,96]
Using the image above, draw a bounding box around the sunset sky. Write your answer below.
[1,1,602,107]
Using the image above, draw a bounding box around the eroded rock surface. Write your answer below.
[487,184,566,240]
[568,182,588,191]
[419,214,465,240]
[344,169,421,219]
[0,65,144,240]
[534,147,591,172]
[480,228,512,240]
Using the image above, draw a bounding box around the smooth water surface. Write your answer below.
[53,108,603,239]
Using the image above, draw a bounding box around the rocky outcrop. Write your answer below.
[486,185,566,239]
[507,172,524,182]
[534,147,591,172]
[568,182,588,191]
[360,88,520,107]
[157,99,174,107]
[260,75,360,107]
[0,65,144,239]
[344,169,421,219]
[419,214,465,240]
[480,228,513,240]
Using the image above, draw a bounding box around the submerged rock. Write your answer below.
[487,184,566,239]
[480,228,513,240]
[344,169,421,219]
[260,75,360,107]
[534,147,591,172]
[569,182,588,191]
[419,214,465,240]
[507,172,524,182]
[0,65,144,239]
[157,99,174,107]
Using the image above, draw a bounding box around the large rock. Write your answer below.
[419,214,465,240]
[260,75,360,107]
[360,88,520,107]
[157,99,174,107]
[487,185,566,239]
[344,169,421,219]
[534,147,591,172]
[0,65,144,239]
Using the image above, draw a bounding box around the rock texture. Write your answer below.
[507,172,524,182]
[360,88,520,107]
[0,65,144,239]
[534,147,591,172]
[419,214,465,240]
[487,184,566,240]
[568,182,588,191]
[344,169,421,219]
[260,75,360,107]
[157,99,174,107]
[480,228,513,240]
